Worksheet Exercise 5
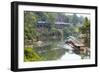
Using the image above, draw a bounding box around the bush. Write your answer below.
[24,47,42,62]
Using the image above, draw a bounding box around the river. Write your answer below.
[59,44,82,60]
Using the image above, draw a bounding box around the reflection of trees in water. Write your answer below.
[24,41,67,61]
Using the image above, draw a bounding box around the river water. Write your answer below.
[60,52,81,60]
[35,41,89,61]
[59,44,82,60]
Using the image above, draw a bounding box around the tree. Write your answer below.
[24,11,38,45]
[45,13,56,30]
[72,13,79,26]
[79,17,90,47]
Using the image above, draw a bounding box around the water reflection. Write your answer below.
[33,40,90,61]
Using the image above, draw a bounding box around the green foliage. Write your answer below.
[24,47,43,61]
[79,17,90,47]
[44,13,56,30]
[24,11,38,45]
[79,17,90,34]
[24,46,66,62]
